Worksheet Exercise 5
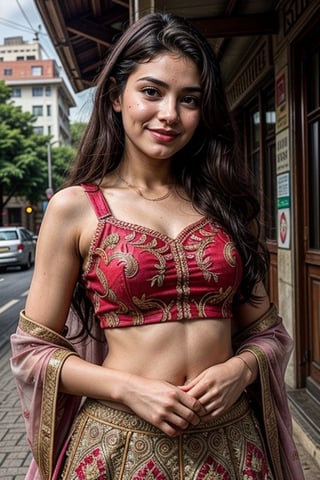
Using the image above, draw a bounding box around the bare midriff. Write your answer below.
[100,318,233,412]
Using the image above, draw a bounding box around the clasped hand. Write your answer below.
[124,358,248,437]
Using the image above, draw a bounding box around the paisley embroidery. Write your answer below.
[195,286,234,318]
[224,241,237,268]
[132,294,174,322]
[124,231,169,288]
[186,228,220,283]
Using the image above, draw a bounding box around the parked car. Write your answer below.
[0,226,36,270]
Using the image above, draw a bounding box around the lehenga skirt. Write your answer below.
[61,393,274,480]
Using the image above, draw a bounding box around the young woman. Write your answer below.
[11,12,303,480]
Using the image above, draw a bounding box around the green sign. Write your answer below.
[278,196,290,209]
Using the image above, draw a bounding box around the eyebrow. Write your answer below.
[137,76,202,93]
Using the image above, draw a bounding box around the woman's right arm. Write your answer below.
[25,186,84,331]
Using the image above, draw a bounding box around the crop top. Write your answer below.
[80,184,243,329]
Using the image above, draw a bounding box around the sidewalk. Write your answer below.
[1,340,320,479]
[0,342,32,480]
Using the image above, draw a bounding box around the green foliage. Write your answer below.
[0,81,76,224]
[70,121,87,149]
[0,81,12,104]
[50,145,76,189]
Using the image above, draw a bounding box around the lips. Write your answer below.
[148,128,180,141]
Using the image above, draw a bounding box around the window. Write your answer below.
[307,47,320,249]
[45,86,51,96]
[46,105,51,116]
[4,68,12,75]
[32,87,43,97]
[31,66,43,76]
[244,82,276,241]
[33,126,44,135]
[32,105,43,116]
[12,88,21,97]
[27,55,36,60]
[8,208,21,225]
[263,87,277,240]
[16,56,24,60]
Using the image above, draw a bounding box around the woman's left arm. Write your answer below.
[180,281,271,419]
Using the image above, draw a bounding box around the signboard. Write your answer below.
[277,172,291,249]
[278,208,290,249]
[275,67,289,133]
[276,128,290,174]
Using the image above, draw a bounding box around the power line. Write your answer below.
[0,17,36,35]
[16,0,35,33]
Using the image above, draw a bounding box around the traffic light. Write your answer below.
[25,205,33,214]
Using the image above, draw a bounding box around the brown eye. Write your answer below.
[142,87,160,98]
[182,96,200,107]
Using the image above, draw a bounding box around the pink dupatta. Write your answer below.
[11,304,303,479]
[10,309,107,480]
[233,304,304,480]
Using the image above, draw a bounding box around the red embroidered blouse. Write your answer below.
[81,184,243,329]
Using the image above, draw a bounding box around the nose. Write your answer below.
[158,97,180,124]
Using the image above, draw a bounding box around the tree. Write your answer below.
[0,81,50,224]
[70,122,87,149]
[0,81,78,225]
[50,145,76,190]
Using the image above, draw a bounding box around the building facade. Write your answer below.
[0,36,75,145]
[226,0,320,459]
[0,36,76,232]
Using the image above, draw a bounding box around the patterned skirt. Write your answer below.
[60,394,274,480]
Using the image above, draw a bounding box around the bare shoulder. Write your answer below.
[46,186,90,220]
[36,185,97,256]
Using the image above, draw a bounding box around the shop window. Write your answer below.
[263,87,277,241]
[248,103,261,195]
[8,208,21,225]
[307,47,320,249]
[243,83,276,241]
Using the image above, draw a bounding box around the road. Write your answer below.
[0,267,33,349]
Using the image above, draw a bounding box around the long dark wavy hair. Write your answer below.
[66,12,269,332]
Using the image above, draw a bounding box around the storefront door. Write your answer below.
[293,29,320,394]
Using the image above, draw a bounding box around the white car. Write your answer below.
[0,226,36,270]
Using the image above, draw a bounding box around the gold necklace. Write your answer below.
[117,172,172,202]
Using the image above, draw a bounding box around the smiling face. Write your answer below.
[112,53,202,164]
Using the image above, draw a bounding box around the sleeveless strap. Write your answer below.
[81,184,111,218]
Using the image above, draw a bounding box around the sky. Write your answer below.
[0,0,92,122]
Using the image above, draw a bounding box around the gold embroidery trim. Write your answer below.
[19,310,73,349]
[232,303,280,344]
[243,345,283,480]
[18,311,80,480]
[37,349,79,480]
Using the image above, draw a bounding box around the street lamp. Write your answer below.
[46,140,59,197]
